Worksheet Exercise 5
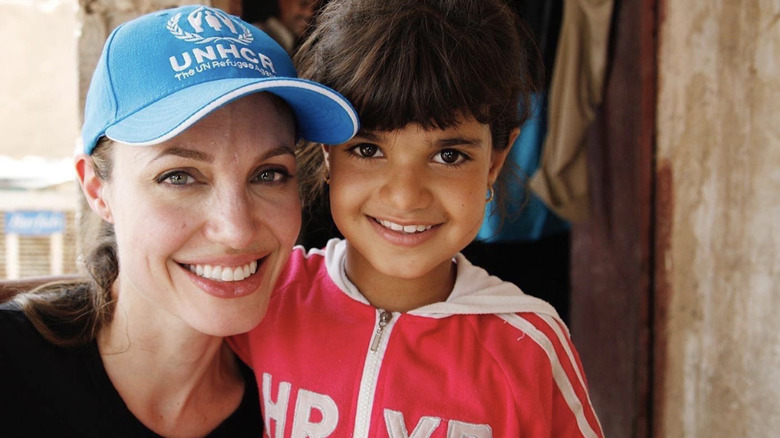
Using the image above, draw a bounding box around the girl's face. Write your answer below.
[82,93,301,337]
[324,116,512,304]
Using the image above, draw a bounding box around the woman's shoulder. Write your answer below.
[0,301,38,343]
[0,300,98,378]
[0,301,78,369]
[0,302,109,435]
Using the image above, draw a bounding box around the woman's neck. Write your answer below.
[98,289,244,437]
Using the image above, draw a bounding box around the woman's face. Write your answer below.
[93,93,300,336]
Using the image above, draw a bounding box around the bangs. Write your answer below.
[301,0,525,133]
[347,16,498,132]
[350,52,503,132]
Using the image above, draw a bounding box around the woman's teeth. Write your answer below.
[188,260,258,282]
[378,219,433,234]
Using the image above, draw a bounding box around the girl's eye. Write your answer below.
[434,149,467,165]
[349,143,383,158]
[159,171,195,186]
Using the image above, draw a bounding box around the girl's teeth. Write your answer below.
[188,261,259,282]
[379,219,432,234]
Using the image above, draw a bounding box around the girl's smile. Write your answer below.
[323,116,514,311]
[368,216,442,248]
[374,218,436,234]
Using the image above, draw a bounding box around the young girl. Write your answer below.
[229,0,604,436]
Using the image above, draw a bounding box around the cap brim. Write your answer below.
[105,78,358,146]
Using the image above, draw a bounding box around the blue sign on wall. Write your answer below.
[4,211,66,236]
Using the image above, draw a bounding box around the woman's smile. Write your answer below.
[186,260,259,282]
[181,256,270,299]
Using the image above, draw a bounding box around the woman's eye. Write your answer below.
[254,168,291,183]
[434,149,466,165]
[160,171,195,186]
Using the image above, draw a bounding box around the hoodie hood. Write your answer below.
[321,238,560,319]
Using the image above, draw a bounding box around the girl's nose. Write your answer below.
[377,167,433,212]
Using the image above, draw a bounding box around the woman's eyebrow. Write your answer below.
[261,145,296,159]
[150,146,213,163]
[148,144,294,163]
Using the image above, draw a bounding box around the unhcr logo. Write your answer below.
[166,7,275,79]
[167,7,253,45]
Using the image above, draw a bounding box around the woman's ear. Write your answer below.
[488,127,520,184]
[321,143,331,168]
[75,154,113,224]
[320,144,332,180]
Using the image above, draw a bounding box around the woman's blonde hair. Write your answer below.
[13,139,118,347]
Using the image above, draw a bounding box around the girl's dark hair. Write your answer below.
[294,0,542,210]
[13,140,118,347]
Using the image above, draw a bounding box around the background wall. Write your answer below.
[656,1,780,436]
[0,0,78,159]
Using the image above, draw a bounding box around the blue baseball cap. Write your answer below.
[81,5,358,154]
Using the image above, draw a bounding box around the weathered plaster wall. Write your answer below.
[656,1,780,437]
[0,0,78,158]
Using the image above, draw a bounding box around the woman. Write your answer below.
[0,5,357,437]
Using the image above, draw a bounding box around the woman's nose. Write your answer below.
[203,187,257,249]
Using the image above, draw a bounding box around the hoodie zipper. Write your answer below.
[369,310,393,352]
[353,309,395,438]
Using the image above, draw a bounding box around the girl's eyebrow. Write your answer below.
[354,131,482,148]
[354,130,383,142]
[434,136,483,148]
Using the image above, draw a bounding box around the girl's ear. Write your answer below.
[488,127,520,184]
[75,154,113,224]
